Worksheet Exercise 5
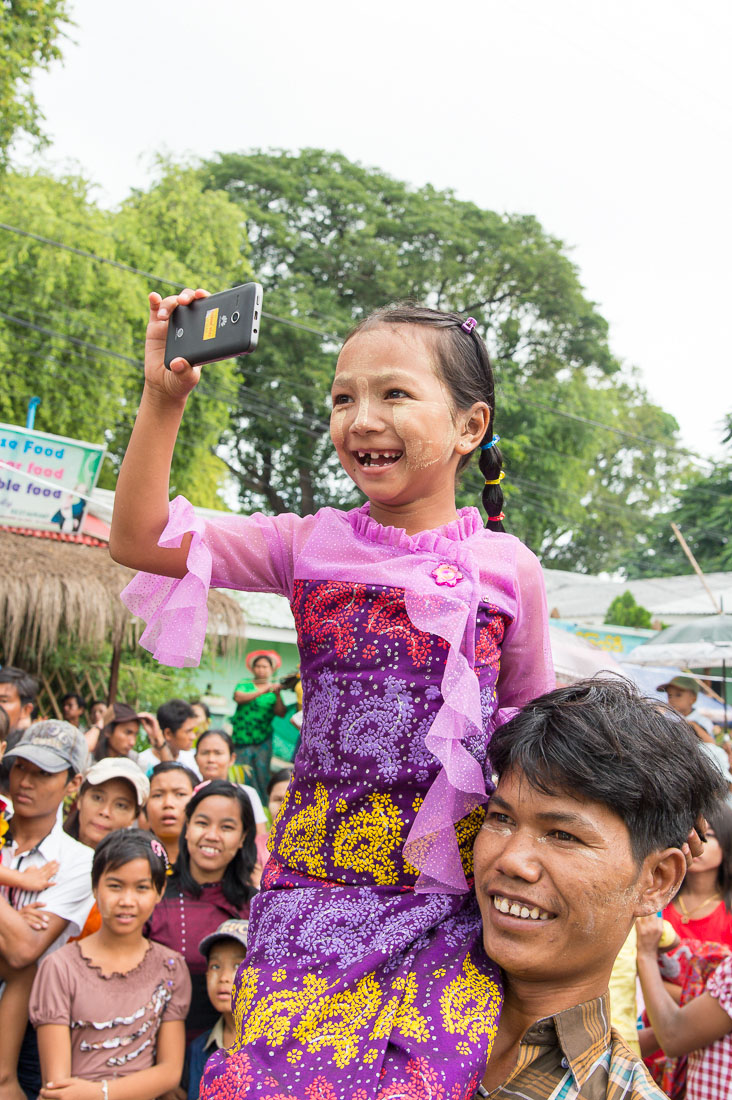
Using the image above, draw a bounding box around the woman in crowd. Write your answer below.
[231,651,285,801]
[60,759,150,942]
[638,912,732,1100]
[664,800,732,947]
[195,729,267,835]
[266,767,292,825]
[146,780,256,1039]
[65,758,149,850]
[190,700,211,734]
[141,762,198,867]
[30,830,191,1100]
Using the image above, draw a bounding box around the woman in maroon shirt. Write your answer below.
[146,780,256,1039]
[664,801,732,948]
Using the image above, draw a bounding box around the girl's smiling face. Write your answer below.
[330,325,488,527]
[185,794,246,883]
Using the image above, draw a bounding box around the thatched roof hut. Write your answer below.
[0,528,246,686]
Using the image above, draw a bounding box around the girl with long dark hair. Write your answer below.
[146,780,255,1039]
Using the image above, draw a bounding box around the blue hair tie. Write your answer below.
[480,435,500,451]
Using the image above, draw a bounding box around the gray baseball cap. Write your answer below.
[5,720,89,775]
[199,918,249,959]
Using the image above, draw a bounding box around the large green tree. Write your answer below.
[201,148,685,569]
[0,165,252,504]
[0,0,69,168]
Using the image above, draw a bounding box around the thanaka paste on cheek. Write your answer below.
[392,401,459,470]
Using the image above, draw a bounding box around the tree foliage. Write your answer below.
[604,591,653,629]
[625,414,732,578]
[0,0,69,168]
[0,165,252,504]
[199,148,687,570]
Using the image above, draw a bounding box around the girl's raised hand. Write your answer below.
[636,913,664,956]
[144,288,209,402]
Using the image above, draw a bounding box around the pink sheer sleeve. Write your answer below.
[494,541,555,723]
[120,496,314,668]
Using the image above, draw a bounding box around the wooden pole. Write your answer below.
[670,522,721,614]
[108,637,122,704]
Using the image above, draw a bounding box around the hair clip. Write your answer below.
[484,472,505,486]
[461,317,477,334]
[488,512,505,522]
[193,779,212,795]
[150,838,168,866]
[480,435,500,451]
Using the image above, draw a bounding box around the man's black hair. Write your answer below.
[173,779,255,907]
[149,760,199,788]
[0,667,38,708]
[157,698,195,736]
[488,677,727,864]
[92,828,167,892]
[60,692,86,710]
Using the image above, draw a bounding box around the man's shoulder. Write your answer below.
[607,1030,667,1100]
[43,820,93,869]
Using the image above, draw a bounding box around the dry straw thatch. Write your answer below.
[0,530,246,665]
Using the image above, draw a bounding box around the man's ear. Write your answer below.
[66,772,82,797]
[634,847,687,917]
[162,727,173,743]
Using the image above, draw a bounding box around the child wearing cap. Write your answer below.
[186,919,249,1100]
[659,675,732,793]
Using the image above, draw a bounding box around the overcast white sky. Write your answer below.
[22,0,731,460]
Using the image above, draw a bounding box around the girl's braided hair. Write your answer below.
[344,305,504,531]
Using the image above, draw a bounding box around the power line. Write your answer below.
[0,222,725,469]
[0,221,342,339]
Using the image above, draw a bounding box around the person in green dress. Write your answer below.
[231,651,285,801]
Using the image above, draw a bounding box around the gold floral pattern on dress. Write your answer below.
[277,782,329,878]
[332,793,404,886]
[440,954,501,1044]
[370,971,430,1045]
[456,804,487,877]
[240,973,331,1048]
[292,972,385,1068]
[232,966,260,1034]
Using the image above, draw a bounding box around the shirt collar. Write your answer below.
[204,1015,227,1050]
[541,992,613,1091]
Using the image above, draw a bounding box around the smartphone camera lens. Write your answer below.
[231,311,240,324]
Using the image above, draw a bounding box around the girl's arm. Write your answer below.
[37,1024,72,1087]
[39,1020,186,1100]
[109,289,208,578]
[0,859,58,892]
[636,915,732,1057]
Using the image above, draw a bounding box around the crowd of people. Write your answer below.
[0,663,292,1100]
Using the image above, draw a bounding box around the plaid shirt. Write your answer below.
[687,954,732,1100]
[476,992,666,1100]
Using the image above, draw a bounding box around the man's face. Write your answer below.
[9,758,77,820]
[0,683,32,731]
[165,716,198,753]
[474,769,653,989]
[62,697,84,725]
[665,686,696,717]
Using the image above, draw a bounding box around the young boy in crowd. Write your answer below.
[186,919,249,1099]
[137,699,200,776]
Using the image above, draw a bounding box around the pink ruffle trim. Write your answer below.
[120,496,212,668]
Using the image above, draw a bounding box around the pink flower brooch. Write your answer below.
[431,562,464,587]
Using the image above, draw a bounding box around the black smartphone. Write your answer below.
[164,282,263,367]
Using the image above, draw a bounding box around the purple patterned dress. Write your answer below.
[122,499,553,1100]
